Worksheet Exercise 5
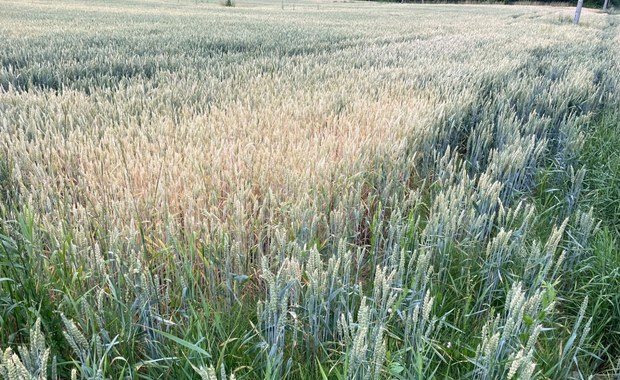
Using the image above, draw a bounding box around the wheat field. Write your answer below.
[0,0,619,379]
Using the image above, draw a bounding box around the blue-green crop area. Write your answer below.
[1,0,619,378]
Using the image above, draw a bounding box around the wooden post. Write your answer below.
[573,0,584,24]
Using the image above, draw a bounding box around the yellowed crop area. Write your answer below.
[0,1,618,378]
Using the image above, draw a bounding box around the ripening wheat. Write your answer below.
[0,0,618,379]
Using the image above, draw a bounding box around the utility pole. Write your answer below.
[573,0,584,24]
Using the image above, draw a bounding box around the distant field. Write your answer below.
[1,1,619,379]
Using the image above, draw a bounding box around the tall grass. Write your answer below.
[0,0,618,378]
